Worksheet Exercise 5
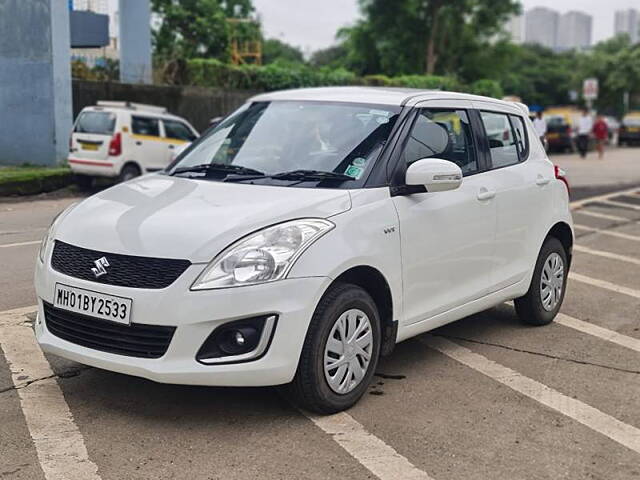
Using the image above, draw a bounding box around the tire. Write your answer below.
[119,164,141,182]
[515,237,568,326]
[74,174,94,190]
[287,283,381,414]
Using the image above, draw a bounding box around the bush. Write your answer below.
[362,74,393,86]
[390,75,460,91]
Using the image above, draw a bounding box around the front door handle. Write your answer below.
[477,188,496,201]
[536,175,551,186]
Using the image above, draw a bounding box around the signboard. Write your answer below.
[583,78,598,101]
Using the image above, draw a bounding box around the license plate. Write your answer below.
[54,283,132,325]
[547,133,560,139]
[81,143,99,151]
[628,127,640,133]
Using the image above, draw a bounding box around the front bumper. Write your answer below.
[35,259,330,386]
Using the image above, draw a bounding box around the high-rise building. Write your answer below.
[614,9,639,44]
[557,11,592,51]
[504,15,524,44]
[524,7,559,49]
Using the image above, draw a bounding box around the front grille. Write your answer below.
[51,241,191,289]
[43,302,175,359]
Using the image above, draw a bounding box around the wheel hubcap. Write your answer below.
[540,252,564,311]
[324,309,373,395]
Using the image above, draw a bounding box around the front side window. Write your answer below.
[164,120,197,141]
[168,101,401,188]
[480,111,519,168]
[74,111,115,135]
[132,116,160,137]
[403,109,478,175]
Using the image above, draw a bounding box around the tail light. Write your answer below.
[565,125,571,134]
[108,133,122,156]
[555,165,570,195]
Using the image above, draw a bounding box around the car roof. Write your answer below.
[250,87,525,112]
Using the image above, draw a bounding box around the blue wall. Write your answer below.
[0,0,72,166]
[119,0,152,84]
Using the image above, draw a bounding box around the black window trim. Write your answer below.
[476,108,530,172]
[386,106,485,196]
[163,118,197,142]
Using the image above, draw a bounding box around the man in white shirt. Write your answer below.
[577,109,593,158]
[533,112,547,144]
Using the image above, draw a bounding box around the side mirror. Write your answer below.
[405,158,463,193]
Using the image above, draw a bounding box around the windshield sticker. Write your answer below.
[352,157,367,167]
[345,165,364,179]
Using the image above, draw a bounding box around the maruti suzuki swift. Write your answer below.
[35,88,573,413]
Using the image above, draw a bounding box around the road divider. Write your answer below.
[573,245,640,266]
[569,272,640,299]
[574,224,640,242]
[555,313,640,354]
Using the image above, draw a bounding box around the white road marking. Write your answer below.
[306,411,435,480]
[573,244,640,266]
[421,335,640,454]
[569,272,640,300]
[599,199,640,212]
[555,313,640,354]
[570,187,640,209]
[574,224,640,242]
[0,307,101,480]
[572,209,629,222]
[0,240,41,249]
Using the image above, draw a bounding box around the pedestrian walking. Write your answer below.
[593,115,608,159]
[577,108,593,158]
[533,111,547,145]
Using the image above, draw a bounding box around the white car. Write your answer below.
[69,101,199,186]
[36,88,573,413]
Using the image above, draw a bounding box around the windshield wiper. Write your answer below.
[270,169,355,182]
[170,163,265,177]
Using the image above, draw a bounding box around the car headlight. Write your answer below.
[191,218,334,290]
[38,204,78,263]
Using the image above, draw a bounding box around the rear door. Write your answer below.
[474,104,551,291]
[71,110,116,162]
[130,115,167,172]
[162,119,198,165]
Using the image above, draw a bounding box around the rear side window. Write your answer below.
[403,109,478,175]
[510,115,529,161]
[480,111,519,169]
[74,111,115,135]
[132,116,160,137]
[164,120,197,141]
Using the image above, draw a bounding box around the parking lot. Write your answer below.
[1,153,639,480]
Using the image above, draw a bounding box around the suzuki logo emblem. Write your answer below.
[91,257,110,278]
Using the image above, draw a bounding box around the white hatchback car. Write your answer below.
[69,101,199,186]
[36,88,573,413]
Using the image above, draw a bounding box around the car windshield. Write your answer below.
[167,101,401,187]
[74,111,116,135]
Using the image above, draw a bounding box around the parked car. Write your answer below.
[69,101,199,187]
[544,113,575,153]
[36,88,573,414]
[618,112,640,146]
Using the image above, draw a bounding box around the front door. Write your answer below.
[392,103,497,325]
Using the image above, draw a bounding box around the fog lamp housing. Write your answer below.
[196,315,277,365]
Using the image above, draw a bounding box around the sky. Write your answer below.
[253,0,640,53]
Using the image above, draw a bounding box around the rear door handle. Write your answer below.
[536,175,551,186]
[477,188,496,201]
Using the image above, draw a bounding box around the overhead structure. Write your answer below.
[0,0,72,166]
[228,18,262,66]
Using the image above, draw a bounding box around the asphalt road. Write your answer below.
[1,149,639,480]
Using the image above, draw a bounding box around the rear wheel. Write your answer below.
[515,237,568,326]
[287,283,381,414]
[119,164,141,182]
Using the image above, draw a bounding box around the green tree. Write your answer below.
[339,0,520,76]
[151,0,257,60]
[262,39,305,65]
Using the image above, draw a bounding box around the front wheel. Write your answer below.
[287,283,381,414]
[515,237,568,326]
[119,164,141,183]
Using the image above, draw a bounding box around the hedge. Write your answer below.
[185,59,503,98]
[0,167,72,196]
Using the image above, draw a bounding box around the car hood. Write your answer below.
[55,175,352,263]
